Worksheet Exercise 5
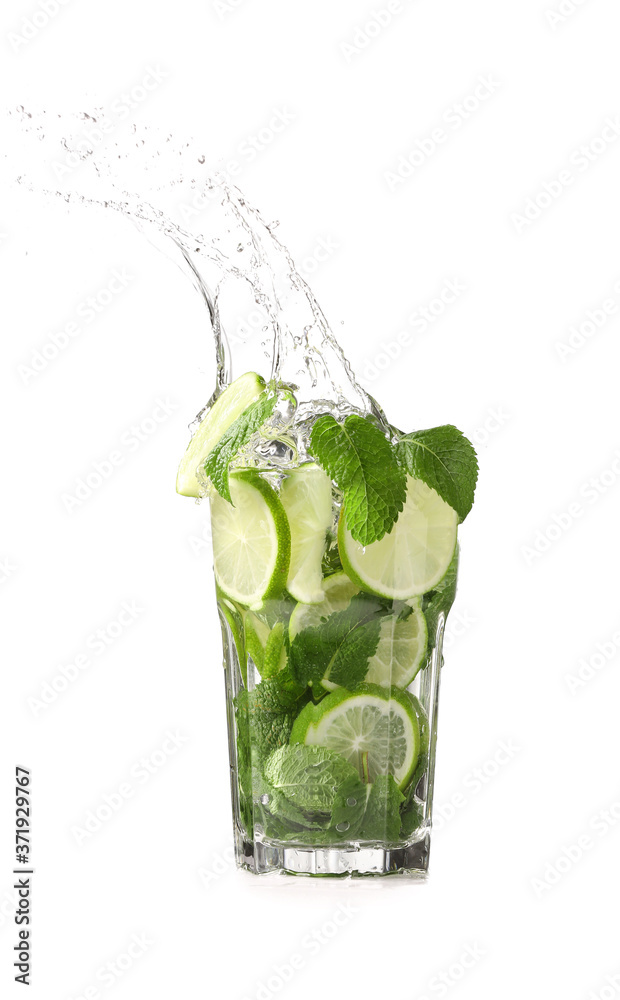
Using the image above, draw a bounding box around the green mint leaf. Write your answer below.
[263,744,362,815]
[204,389,278,502]
[360,774,405,841]
[399,797,424,839]
[422,545,459,650]
[396,424,478,522]
[310,413,406,545]
[245,678,307,764]
[289,593,386,689]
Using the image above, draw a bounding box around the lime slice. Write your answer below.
[280,464,333,604]
[211,470,290,608]
[288,571,359,642]
[243,612,287,676]
[176,372,264,498]
[339,476,458,600]
[364,599,428,689]
[290,684,420,790]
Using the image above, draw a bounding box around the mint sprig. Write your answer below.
[396,425,478,522]
[310,414,406,545]
[205,390,278,502]
[289,593,386,690]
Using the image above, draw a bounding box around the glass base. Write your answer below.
[235,831,430,878]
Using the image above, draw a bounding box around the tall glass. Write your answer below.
[212,468,458,879]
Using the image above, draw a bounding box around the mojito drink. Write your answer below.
[177,370,477,877]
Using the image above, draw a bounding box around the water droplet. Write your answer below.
[346,797,357,807]
[260,794,270,805]
[336,822,350,833]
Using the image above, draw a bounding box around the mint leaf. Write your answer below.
[204,389,278,502]
[396,425,478,522]
[423,545,459,650]
[310,414,406,545]
[289,593,386,689]
[264,744,362,815]
[245,678,307,764]
[399,798,424,839]
[360,775,405,841]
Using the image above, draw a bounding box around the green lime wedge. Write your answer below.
[288,571,359,642]
[176,372,265,498]
[279,463,333,604]
[363,599,428,689]
[339,475,458,600]
[290,684,420,790]
[211,470,290,609]
[243,612,287,677]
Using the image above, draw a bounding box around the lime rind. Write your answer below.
[176,372,265,498]
[288,571,359,643]
[339,476,458,601]
[280,464,333,605]
[290,683,420,790]
[211,470,290,608]
[364,599,428,689]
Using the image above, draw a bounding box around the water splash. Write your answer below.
[6,110,376,428]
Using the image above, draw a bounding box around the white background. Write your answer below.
[2,1,620,998]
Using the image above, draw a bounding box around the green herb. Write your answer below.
[204,390,278,502]
[399,798,424,839]
[310,414,406,545]
[423,545,459,650]
[257,745,367,841]
[289,593,386,689]
[396,425,478,522]
[245,677,306,764]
